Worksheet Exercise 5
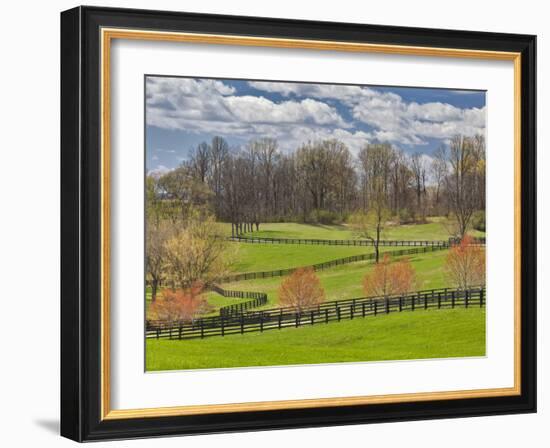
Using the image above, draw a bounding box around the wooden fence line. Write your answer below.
[146,286,485,340]
[230,235,486,247]
[209,284,268,316]
[220,244,449,283]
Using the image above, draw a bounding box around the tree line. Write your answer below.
[145,134,486,300]
[148,134,485,238]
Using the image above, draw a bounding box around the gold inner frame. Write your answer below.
[100,27,522,420]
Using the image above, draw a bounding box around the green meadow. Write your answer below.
[147,217,486,370]
[146,307,486,371]
[239,218,485,241]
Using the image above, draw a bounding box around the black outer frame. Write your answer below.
[60,6,536,442]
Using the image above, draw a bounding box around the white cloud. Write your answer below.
[146,77,486,161]
[249,80,486,145]
[146,77,348,134]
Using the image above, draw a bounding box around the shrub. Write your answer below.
[363,254,417,297]
[397,208,415,224]
[148,283,210,323]
[306,209,341,225]
[471,210,486,232]
[445,235,486,289]
[278,267,326,312]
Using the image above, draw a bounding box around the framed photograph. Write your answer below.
[60,6,536,441]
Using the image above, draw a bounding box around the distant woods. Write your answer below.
[147,134,486,238]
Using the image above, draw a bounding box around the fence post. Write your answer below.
[480,288,484,307]
[278,313,282,329]
[350,304,354,320]
[179,324,183,340]
[465,290,469,308]
[385,297,389,314]
[169,325,173,340]
[337,306,341,321]
[156,328,160,339]
[311,311,315,325]
[424,293,428,310]
[411,295,415,312]
[296,313,300,327]
[362,302,366,317]
[374,301,378,316]
[399,296,402,312]
[200,320,204,339]
[325,308,329,323]
[438,292,441,309]
[451,291,455,308]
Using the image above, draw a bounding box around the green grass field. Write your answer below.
[219,249,449,309]
[146,307,485,370]
[240,218,485,241]
[229,243,375,273]
[147,217,486,371]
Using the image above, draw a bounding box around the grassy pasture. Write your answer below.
[146,307,485,371]
[239,218,485,241]
[220,249,449,309]
[146,217,485,371]
[229,243,375,273]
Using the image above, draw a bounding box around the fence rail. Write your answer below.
[209,284,268,316]
[231,235,486,247]
[220,244,449,283]
[146,286,485,340]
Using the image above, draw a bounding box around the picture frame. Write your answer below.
[60,5,536,441]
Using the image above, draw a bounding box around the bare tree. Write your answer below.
[250,138,279,220]
[209,136,229,215]
[431,146,448,213]
[145,217,171,302]
[349,203,390,264]
[410,152,428,222]
[445,135,482,237]
[190,141,210,183]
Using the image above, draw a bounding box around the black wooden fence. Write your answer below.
[146,286,485,340]
[220,244,449,283]
[231,236,486,247]
[209,284,268,316]
[231,236,450,247]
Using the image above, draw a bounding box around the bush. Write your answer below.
[471,211,486,232]
[306,209,341,225]
[148,284,211,323]
[278,267,326,311]
[398,208,415,224]
[363,254,417,297]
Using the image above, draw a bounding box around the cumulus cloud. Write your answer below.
[146,77,486,164]
[146,77,348,134]
[249,81,486,146]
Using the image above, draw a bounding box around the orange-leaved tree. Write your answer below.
[363,253,417,297]
[148,282,210,323]
[445,235,485,290]
[278,267,326,312]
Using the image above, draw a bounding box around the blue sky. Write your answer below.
[146,76,486,174]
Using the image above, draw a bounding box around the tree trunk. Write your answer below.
[375,222,381,263]
[151,279,158,302]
